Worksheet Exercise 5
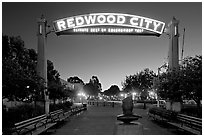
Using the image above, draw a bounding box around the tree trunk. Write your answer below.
[54,99,56,105]
[34,99,37,109]
[196,99,201,118]
[143,101,146,109]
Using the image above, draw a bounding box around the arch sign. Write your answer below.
[53,13,165,36]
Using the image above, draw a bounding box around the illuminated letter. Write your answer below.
[130,17,139,26]
[144,19,152,29]
[140,18,144,27]
[75,16,84,26]
[107,15,116,24]
[175,26,177,36]
[57,20,66,31]
[97,15,106,24]
[84,15,96,25]
[67,18,75,28]
[117,15,125,24]
[153,22,161,31]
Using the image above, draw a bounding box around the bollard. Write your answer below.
[103,102,105,107]
[97,101,98,106]
[112,102,114,108]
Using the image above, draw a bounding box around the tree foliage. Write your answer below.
[47,60,65,101]
[2,35,44,101]
[181,55,202,103]
[67,76,84,84]
[2,35,73,102]
[83,76,102,96]
[157,71,183,101]
[122,68,156,100]
[103,85,120,96]
[157,55,202,107]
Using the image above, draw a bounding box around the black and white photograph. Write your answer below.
[2,1,202,135]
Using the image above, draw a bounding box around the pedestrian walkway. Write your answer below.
[50,105,186,135]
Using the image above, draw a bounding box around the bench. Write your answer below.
[148,107,177,122]
[148,108,202,135]
[167,114,202,135]
[12,109,69,135]
[12,113,57,135]
[50,109,71,123]
[70,104,87,115]
[70,106,79,115]
[12,104,87,135]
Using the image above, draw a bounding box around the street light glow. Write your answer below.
[78,93,82,96]
[78,91,86,97]
[149,91,154,95]
[132,92,136,96]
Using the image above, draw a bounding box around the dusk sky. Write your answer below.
[2,2,202,91]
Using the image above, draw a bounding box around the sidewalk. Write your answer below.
[50,105,185,135]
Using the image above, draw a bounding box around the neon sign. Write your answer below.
[53,13,165,36]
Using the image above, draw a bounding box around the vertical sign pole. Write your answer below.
[168,17,179,72]
[37,15,49,115]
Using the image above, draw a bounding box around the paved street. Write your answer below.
[50,104,187,135]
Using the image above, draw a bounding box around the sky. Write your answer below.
[2,2,202,91]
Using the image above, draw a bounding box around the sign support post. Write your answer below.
[37,15,49,115]
[167,17,179,71]
[166,17,181,112]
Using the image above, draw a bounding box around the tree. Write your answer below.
[67,76,84,84]
[47,60,64,103]
[48,81,64,104]
[156,55,202,115]
[122,68,156,98]
[89,76,102,92]
[83,83,96,96]
[2,35,44,101]
[157,71,183,102]
[122,68,156,108]
[180,55,202,112]
[181,55,202,107]
[103,85,120,96]
[83,76,102,96]
[62,85,75,100]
